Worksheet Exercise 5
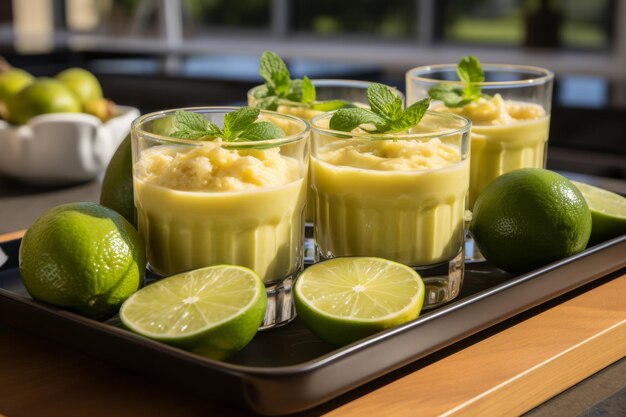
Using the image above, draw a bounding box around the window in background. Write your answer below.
[183,0,271,35]
[440,0,613,50]
[66,0,162,37]
[559,0,612,50]
[13,0,55,53]
[291,0,417,39]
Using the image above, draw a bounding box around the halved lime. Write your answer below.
[119,265,267,360]
[571,181,626,245]
[294,257,425,346]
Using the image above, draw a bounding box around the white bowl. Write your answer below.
[0,105,139,184]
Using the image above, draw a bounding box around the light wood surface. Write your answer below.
[0,229,624,416]
[326,273,626,417]
[0,230,24,243]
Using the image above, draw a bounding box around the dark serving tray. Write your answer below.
[0,236,625,415]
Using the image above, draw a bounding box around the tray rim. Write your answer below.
[1,235,625,415]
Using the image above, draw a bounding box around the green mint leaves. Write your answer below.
[428,55,490,108]
[330,83,430,134]
[170,107,285,142]
[253,51,349,112]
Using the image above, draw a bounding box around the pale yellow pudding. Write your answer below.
[134,142,306,283]
[435,94,549,208]
[311,125,469,266]
[248,83,377,223]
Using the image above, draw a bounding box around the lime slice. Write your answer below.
[571,181,626,245]
[294,257,425,346]
[120,265,267,360]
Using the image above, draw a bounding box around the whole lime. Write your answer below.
[470,168,591,274]
[0,68,33,102]
[100,135,135,226]
[8,78,81,125]
[19,202,146,320]
[56,67,103,105]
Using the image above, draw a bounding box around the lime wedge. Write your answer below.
[120,265,267,360]
[294,257,425,346]
[571,181,626,245]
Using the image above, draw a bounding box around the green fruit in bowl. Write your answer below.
[0,67,34,120]
[0,68,33,102]
[56,67,103,105]
[8,78,82,125]
[84,97,116,122]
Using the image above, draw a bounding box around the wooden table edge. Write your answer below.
[326,273,626,417]
[0,230,25,243]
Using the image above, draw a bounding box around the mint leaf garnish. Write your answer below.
[259,51,290,96]
[329,83,430,134]
[329,107,387,132]
[367,83,403,123]
[170,110,220,139]
[223,106,259,138]
[428,55,490,108]
[254,51,349,111]
[170,107,285,142]
[390,98,430,132]
[238,121,285,141]
[457,55,484,85]
[301,76,315,104]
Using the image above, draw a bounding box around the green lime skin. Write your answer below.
[100,135,135,226]
[295,294,421,346]
[0,68,34,102]
[56,67,103,106]
[119,266,267,360]
[19,202,146,320]
[8,78,82,125]
[294,257,425,346]
[470,168,592,275]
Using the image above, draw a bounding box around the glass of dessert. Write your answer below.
[131,106,310,328]
[406,57,553,260]
[247,52,403,260]
[310,84,471,308]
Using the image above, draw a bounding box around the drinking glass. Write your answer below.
[406,64,554,209]
[131,107,310,328]
[407,64,553,261]
[248,80,403,261]
[310,111,471,308]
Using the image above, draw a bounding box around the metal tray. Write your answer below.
[0,236,625,415]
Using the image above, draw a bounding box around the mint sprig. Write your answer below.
[428,55,491,108]
[253,51,350,112]
[170,107,285,142]
[329,83,430,134]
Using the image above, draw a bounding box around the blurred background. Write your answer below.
[1,0,624,177]
[0,0,624,231]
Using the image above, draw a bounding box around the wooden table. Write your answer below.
[0,230,625,417]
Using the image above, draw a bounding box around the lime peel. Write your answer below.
[294,257,425,346]
[120,265,267,360]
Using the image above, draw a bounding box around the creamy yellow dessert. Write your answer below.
[311,135,469,266]
[436,94,549,208]
[134,142,306,283]
[248,90,371,223]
